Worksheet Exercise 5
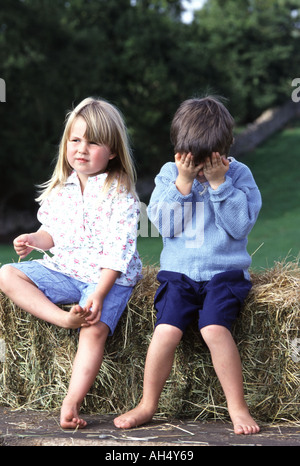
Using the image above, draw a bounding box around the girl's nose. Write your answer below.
[78,140,88,153]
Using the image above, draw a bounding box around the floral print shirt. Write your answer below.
[37,171,142,286]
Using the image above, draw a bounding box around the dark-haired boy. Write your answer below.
[115,97,261,435]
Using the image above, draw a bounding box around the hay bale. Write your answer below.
[0,261,299,424]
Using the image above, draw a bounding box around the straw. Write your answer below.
[0,259,299,424]
[18,244,52,262]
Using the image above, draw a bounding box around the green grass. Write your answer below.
[0,246,42,266]
[243,120,300,269]
[1,121,299,270]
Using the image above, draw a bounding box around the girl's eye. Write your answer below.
[89,141,99,146]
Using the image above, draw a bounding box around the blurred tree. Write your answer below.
[193,0,300,121]
[0,0,203,215]
[0,0,299,219]
[133,0,183,18]
[0,0,74,214]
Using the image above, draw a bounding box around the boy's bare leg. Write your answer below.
[200,324,260,435]
[114,324,183,429]
[0,265,90,328]
[60,322,109,428]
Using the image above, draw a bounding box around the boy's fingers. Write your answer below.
[221,156,230,166]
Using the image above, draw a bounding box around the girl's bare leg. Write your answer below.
[60,322,109,428]
[114,324,183,429]
[0,265,90,328]
[200,325,260,435]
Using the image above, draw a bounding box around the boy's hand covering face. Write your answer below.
[203,152,229,189]
[175,152,229,191]
[175,152,201,183]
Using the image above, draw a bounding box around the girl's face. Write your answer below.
[67,116,115,191]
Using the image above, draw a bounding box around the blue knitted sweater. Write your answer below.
[147,158,262,281]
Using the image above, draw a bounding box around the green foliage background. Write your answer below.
[1,0,300,214]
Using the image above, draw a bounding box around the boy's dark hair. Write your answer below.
[170,96,234,164]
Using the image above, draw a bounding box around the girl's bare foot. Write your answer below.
[66,305,91,329]
[114,403,155,429]
[230,406,260,435]
[60,397,87,429]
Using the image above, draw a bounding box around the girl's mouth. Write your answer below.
[76,158,88,163]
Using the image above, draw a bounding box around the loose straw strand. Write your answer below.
[17,244,51,262]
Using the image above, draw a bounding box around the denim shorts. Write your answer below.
[9,261,133,336]
[154,269,252,332]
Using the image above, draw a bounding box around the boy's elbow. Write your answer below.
[230,229,251,241]
[231,216,259,240]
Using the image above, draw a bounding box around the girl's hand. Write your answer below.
[13,233,34,259]
[203,152,229,190]
[83,269,119,325]
[83,292,103,325]
[13,230,54,260]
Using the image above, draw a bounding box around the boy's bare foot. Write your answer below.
[65,304,91,329]
[60,397,87,429]
[115,403,260,435]
[114,403,155,429]
[230,406,260,435]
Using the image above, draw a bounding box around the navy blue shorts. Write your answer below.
[154,270,252,332]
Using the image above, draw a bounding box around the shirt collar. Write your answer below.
[66,171,108,187]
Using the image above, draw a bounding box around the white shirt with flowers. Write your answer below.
[36,171,143,286]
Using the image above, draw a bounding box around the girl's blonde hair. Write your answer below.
[36,97,137,202]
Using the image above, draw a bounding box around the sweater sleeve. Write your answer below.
[208,162,262,240]
[147,163,190,238]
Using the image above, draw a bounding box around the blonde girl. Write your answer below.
[0,97,142,428]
